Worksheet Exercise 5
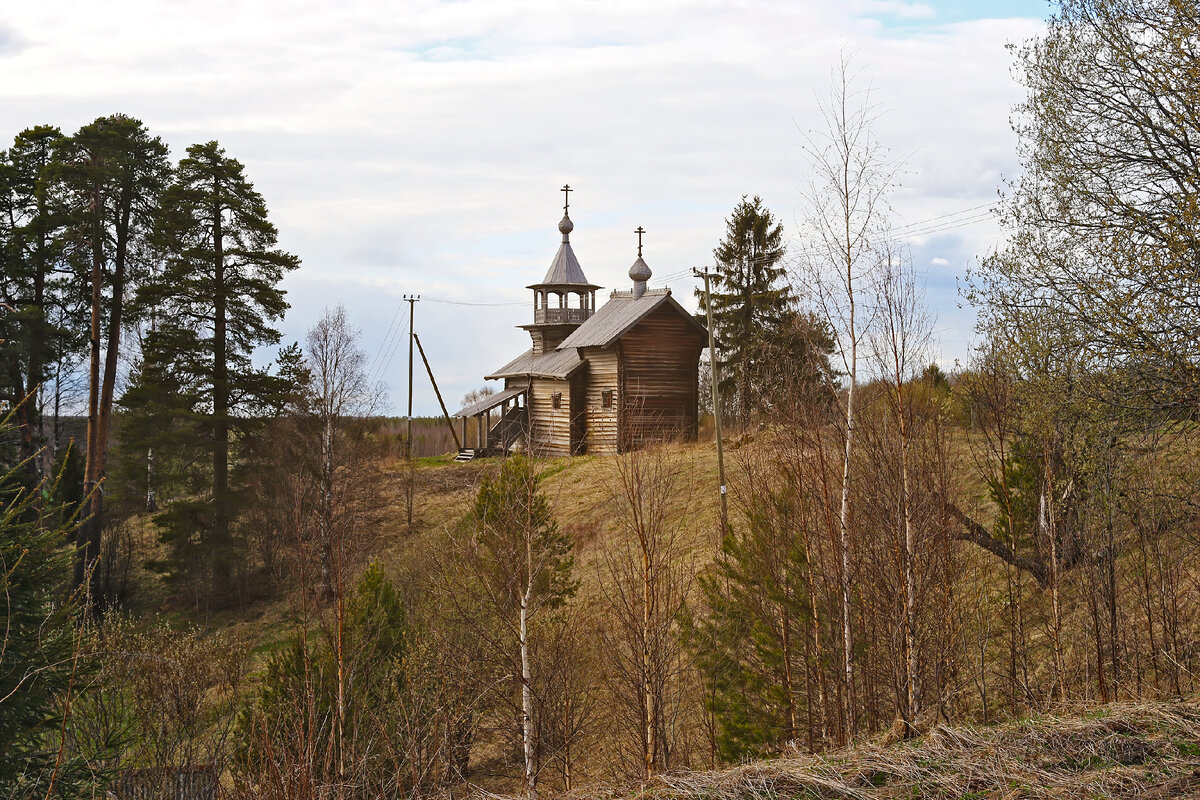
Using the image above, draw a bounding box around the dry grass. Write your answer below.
[621,701,1200,800]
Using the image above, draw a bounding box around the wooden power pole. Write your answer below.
[693,267,728,540]
[414,333,460,451]
[404,294,419,528]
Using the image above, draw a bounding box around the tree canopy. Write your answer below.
[123,140,299,600]
[699,196,792,424]
[977,0,1200,413]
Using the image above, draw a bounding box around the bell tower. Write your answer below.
[523,185,600,354]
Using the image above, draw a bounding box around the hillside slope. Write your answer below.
[605,702,1200,800]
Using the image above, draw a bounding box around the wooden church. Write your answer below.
[455,187,707,458]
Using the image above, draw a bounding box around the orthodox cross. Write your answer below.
[635,226,646,257]
[561,184,572,214]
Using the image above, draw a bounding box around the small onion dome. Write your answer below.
[629,256,651,299]
[629,256,651,282]
[558,214,574,237]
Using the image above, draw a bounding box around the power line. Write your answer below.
[890,201,999,233]
[370,299,407,375]
[424,296,527,307]
[897,211,996,239]
[374,305,409,385]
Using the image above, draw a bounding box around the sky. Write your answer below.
[1,0,1051,416]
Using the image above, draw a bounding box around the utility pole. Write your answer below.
[404,294,419,528]
[693,267,728,540]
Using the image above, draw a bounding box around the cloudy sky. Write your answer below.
[1,0,1050,415]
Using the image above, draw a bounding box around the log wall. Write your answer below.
[617,305,704,450]
[529,377,573,457]
[581,348,620,455]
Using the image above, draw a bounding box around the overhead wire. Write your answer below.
[424,296,527,307]
[369,299,407,375]
[889,201,999,233]
[374,305,409,385]
[397,203,1000,319]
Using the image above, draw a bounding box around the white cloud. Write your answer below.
[0,0,1045,414]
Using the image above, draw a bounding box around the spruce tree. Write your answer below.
[0,418,94,795]
[684,479,814,760]
[129,140,299,600]
[698,196,791,424]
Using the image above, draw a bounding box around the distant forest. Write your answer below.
[4,1,1200,798]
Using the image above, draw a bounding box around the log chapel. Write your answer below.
[454,187,707,458]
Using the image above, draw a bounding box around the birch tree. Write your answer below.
[797,56,899,739]
[869,246,931,735]
[454,456,576,799]
[305,305,377,601]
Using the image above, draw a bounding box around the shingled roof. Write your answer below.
[559,289,706,349]
[486,346,585,380]
[532,242,593,287]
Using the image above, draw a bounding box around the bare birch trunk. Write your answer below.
[320,417,334,600]
[1040,466,1066,702]
[900,422,917,733]
[520,584,536,800]
[838,308,857,740]
[642,548,657,779]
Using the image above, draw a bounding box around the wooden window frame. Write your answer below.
[552,392,562,409]
[602,389,613,409]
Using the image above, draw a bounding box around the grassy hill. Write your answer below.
[112,428,1200,797]
[626,701,1200,800]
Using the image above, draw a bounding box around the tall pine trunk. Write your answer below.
[78,175,105,600]
[79,172,131,606]
[212,196,231,593]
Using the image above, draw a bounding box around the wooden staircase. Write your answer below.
[454,448,476,463]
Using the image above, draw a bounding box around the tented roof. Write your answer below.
[529,242,598,289]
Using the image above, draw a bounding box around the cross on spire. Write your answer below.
[561,184,572,214]
[635,226,646,257]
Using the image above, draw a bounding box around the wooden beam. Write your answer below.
[413,333,461,451]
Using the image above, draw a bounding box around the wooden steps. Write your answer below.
[454,448,476,463]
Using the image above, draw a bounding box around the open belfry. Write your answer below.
[455,186,708,458]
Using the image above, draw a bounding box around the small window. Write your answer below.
[552,392,562,409]
[602,389,613,409]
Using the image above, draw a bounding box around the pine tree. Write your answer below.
[0,126,78,480]
[129,140,299,600]
[698,195,791,424]
[56,115,172,606]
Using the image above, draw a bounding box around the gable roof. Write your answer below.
[486,346,585,380]
[559,289,707,349]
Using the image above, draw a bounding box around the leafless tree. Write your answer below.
[869,244,932,735]
[601,446,696,781]
[797,54,900,739]
[306,305,381,600]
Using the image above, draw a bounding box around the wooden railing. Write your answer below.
[535,308,590,325]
